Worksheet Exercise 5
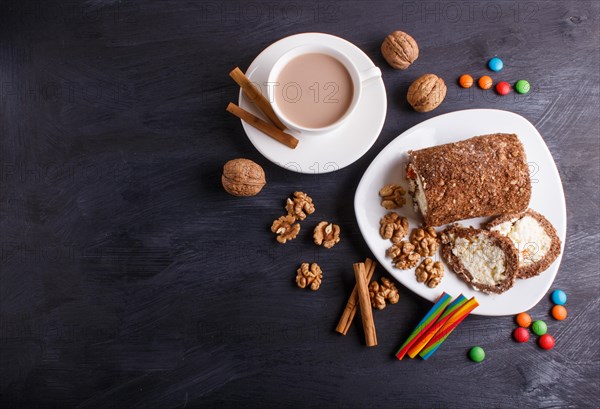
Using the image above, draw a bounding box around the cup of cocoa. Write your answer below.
[267,44,381,134]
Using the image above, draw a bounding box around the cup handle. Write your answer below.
[359,66,382,85]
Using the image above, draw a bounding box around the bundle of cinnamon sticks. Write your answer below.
[336,258,378,347]
[227,67,299,149]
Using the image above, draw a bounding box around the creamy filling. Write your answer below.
[449,233,507,287]
[490,216,551,265]
[407,164,428,215]
[414,174,428,215]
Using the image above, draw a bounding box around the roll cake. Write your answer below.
[487,209,561,279]
[406,133,531,227]
[440,225,519,294]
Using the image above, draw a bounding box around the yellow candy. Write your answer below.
[478,75,493,90]
[516,312,532,328]
[459,74,474,88]
[552,305,567,320]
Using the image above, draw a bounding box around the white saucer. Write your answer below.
[238,33,386,174]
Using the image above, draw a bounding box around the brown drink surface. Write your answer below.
[274,53,354,129]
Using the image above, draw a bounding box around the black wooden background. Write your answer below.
[1,0,599,408]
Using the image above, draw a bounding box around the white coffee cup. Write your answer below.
[267,44,381,134]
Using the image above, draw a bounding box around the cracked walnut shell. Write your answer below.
[381,31,419,70]
[388,240,421,269]
[285,191,315,221]
[411,226,439,257]
[296,262,322,291]
[369,277,400,310]
[271,215,300,244]
[379,212,409,244]
[407,74,447,113]
[415,258,444,288]
[221,158,266,196]
[379,184,406,209]
[313,221,341,249]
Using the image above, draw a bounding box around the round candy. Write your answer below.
[459,74,474,88]
[478,76,493,90]
[469,346,485,362]
[488,57,504,72]
[552,305,567,321]
[515,312,532,328]
[551,289,567,305]
[513,327,530,343]
[538,334,555,350]
[514,80,530,94]
[495,81,511,95]
[532,320,547,336]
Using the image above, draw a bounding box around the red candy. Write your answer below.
[495,81,511,95]
[538,334,555,350]
[513,327,529,343]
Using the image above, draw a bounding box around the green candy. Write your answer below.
[515,80,530,94]
[469,346,485,363]
[532,320,547,336]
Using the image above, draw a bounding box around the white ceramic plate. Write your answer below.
[355,109,567,316]
[239,33,386,174]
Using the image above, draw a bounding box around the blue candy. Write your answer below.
[488,57,503,72]
[551,289,567,305]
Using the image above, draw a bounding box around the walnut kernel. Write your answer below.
[221,158,266,196]
[379,184,407,209]
[313,221,341,249]
[381,31,419,70]
[369,277,400,310]
[296,262,323,291]
[415,258,444,288]
[388,240,421,269]
[285,191,315,221]
[271,215,300,244]
[411,226,439,257]
[379,212,409,243]
[407,74,447,113]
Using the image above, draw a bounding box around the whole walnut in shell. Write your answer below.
[381,31,419,70]
[407,74,447,113]
[222,158,266,196]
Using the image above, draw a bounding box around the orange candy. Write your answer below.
[516,312,532,328]
[459,74,474,88]
[552,305,567,320]
[478,75,493,90]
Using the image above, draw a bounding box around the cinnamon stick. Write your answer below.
[226,102,299,149]
[354,262,377,347]
[335,258,376,335]
[229,67,287,131]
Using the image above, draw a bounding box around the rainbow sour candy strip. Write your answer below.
[406,294,468,358]
[395,292,452,360]
[419,297,479,360]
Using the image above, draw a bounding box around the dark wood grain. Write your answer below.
[1,0,599,408]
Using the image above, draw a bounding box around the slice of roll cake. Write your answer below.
[406,133,531,227]
[440,225,519,294]
[487,209,561,279]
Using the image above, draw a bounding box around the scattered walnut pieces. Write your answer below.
[369,277,400,310]
[411,226,439,257]
[379,184,406,209]
[415,258,444,288]
[271,215,300,244]
[379,212,409,243]
[388,240,421,269]
[313,221,341,249]
[296,262,323,291]
[285,191,315,221]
